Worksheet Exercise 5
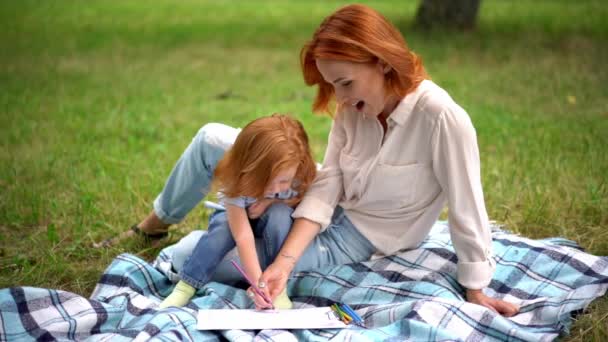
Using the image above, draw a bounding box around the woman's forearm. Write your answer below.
[274,217,321,272]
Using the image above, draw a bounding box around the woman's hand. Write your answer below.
[247,199,277,219]
[466,289,519,317]
[259,259,292,301]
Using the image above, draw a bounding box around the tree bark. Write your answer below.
[415,0,481,30]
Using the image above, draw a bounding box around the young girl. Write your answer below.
[159,114,316,309]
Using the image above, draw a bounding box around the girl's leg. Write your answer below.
[170,232,266,285]
[178,211,237,287]
[161,211,236,308]
[251,202,295,309]
[199,206,374,284]
[170,230,205,273]
[252,202,295,268]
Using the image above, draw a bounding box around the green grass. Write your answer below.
[1,0,606,339]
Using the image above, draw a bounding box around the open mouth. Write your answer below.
[355,100,365,111]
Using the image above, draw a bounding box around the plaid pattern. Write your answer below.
[1,221,606,341]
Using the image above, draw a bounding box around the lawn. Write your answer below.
[0,0,606,339]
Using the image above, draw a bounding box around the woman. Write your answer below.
[98,4,518,316]
[256,4,519,316]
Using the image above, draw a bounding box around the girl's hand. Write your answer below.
[246,284,274,310]
[466,289,519,317]
[247,199,276,219]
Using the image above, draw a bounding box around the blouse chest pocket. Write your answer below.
[366,161,424,207]
[340,150,425,207]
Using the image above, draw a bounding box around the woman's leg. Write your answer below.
[292,206,376,273]
[95,123,240,247]
[152,124,240,226]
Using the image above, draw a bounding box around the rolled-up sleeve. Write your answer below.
[222,196,247,208]
[292,113,346,230]
[431,105,495,289]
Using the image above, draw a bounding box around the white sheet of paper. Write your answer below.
[197,307,348,330]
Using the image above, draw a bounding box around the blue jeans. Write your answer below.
[153,123,240,224]
[156,123,376,283]
[179,203,294,288]
[291,206,375,273]
[171,206,376,284]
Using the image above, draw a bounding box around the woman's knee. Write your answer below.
[171,230,205,272]
[194,123,239,152]
[192,124,239,172]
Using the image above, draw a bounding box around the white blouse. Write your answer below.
[292,80,495,289]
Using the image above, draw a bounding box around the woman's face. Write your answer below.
[315,58,393,118]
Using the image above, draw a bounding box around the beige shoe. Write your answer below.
[93,225,168,248]
[272,288,293,309]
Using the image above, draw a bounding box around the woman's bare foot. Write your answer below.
[93,211,170,248]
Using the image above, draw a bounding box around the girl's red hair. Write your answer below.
[301,4,427,115]
[213,114,316,203]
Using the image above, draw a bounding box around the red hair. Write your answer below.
[301,4,427,115]
[213,114,316,203]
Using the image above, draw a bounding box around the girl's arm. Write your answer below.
[248,188,300,219]
[226,204,262,283]
[247,198,278,219]
[282,193,302,208]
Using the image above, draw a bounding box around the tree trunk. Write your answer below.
[415,0,481,30]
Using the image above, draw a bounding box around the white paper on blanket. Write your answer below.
[197,307,348,330]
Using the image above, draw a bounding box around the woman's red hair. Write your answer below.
[301,4,427,115]
[213,114,316,203]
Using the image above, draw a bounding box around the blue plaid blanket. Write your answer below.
[1,222,607,341]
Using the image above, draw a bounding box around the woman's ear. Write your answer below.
[378,60,391,74]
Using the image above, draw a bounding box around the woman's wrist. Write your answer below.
[277,252,297,271]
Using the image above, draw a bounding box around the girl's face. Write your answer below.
[265,165,298,197]
[315,58,396,119]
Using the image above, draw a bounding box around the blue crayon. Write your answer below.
[340,304,363,323]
